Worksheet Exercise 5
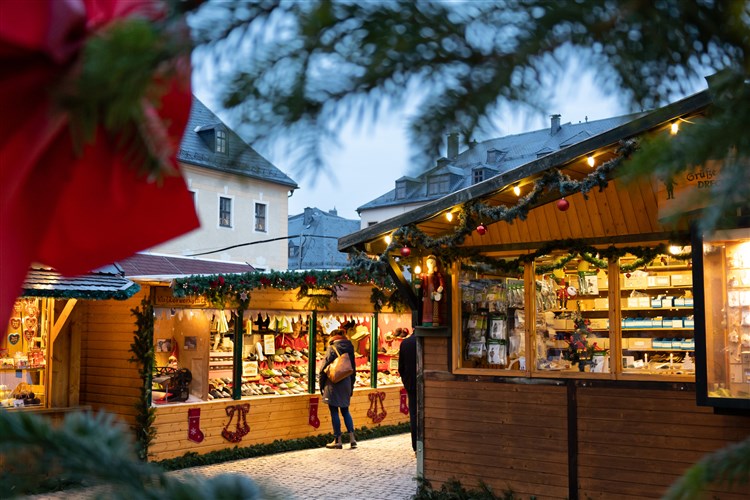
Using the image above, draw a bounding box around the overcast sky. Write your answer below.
[194,67,706,223]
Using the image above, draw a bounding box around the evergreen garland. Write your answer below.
[173,267,395,310]
[363,140,638,265]
[156,422,409,471]
[454,240,692,277]
[130,298,156,462]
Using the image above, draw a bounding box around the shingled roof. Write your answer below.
[118,253,255,279]
[288,207,361,270]
[177,97,298,189]
[22,264,140,301]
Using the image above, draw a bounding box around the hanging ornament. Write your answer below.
[625,272,631,278]
[476,224,487,235]
[401,246,411,257]
[557,198,570,211]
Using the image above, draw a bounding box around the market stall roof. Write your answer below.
[118,252,256,282]
[339,89,713,257]
[22,264,140,301]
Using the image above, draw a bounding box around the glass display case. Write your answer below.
[695,227,750,409]
[534,255,611,373]
[459,269,526,370]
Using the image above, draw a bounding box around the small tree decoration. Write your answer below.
[563,308,606,371]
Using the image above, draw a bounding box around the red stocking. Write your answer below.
[309,397,321,428]
[400,388,409,415]
[187,408,204,443]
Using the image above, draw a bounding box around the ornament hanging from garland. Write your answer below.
[401,246,411,257]
[557,198,570,211]
[476,224,486,235]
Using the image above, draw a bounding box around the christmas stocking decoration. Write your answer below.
[187,408,204,443]
[400,388,409,415]
[309,397,320,428]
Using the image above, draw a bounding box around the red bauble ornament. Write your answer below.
[476,224,487,235]
[401,246,411,257]
[625,273,631,278]
[557,198,570,211]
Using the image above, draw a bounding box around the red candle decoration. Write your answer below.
[476,224,487,235]
[557,198,570,211]
[401,246,411,257]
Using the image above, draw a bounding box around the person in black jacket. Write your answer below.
[398,330,417,452]
[319,329,358,449]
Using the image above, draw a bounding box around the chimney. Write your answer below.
[550,114,561,135]
[303,207,315,226]
[329,207,337,216]
[447,132,459,160]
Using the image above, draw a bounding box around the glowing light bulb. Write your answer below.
[414,265,422,275]
[513,185,521,196]
[587,156,595,167]
[384,235,392,244]
[670,122,679,135]
[445,212,454,222]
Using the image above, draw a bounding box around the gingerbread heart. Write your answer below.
[24,329,35,342]
[25,317,37,330]
[9,318,21,330]
[8,333,20,345]
[13,302,22,314]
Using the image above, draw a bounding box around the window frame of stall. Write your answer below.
[148,281,413,407]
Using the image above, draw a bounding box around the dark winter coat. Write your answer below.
[319,335,356,407]
[398,333,417,395]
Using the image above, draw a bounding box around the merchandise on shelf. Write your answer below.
[2,298,49,408]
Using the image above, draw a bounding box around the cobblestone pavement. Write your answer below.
[27,433,418,500]
[172,433,418,500]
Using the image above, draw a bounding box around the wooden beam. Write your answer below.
[51,299,77,345]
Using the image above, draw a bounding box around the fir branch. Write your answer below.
[130,298,157,461]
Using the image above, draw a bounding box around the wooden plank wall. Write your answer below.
[78,290,146,429]
[150,386,408,461]
[421,337,750,499]
[578,386,750,499]
[422,336,569,499]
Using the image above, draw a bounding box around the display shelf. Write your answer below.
[623,348,695,352]
[623,327,695,331]
[621,307,694,311]
[0,367,45,372]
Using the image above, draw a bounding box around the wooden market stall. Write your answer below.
[76,278,411,462]
[339,89,750,499]
[2,265,140,421]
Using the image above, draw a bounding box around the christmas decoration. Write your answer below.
[187,408,205,443]
[557,197,570,211]
[401,246,411,257]
[367,391,387,423]
[130,298,157,461]
[563,308,608,371]
[309,397,321,428]
[476,224,487,235]
[221,404,251,443]
[399,388,409,415]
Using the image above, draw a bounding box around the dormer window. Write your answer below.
[486,148,506,164]
[472,168,485,184]
[427,174,450,196]
[395,180,407,199]
[215,130,226,154]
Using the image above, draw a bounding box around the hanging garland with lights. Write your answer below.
[172,266,401,311]
[452,240,692,277]
[359,139,639,266]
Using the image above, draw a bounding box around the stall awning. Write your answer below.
[21,264,140,301]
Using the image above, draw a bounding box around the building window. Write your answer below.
[472,169,484,184]
[216,130,226,154]
[255,203,267,232]
[486,149,506,163]
[289,244,299,258]
[395,181,407,199]
[427,174,450,196]
[219,197,232,227]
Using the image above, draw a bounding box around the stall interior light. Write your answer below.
[414,265,422,275]
[513,185,521,196]
[670,121,679,135]
[587,156,595,167]
[445,212,454,222]
[384,235,392,244]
